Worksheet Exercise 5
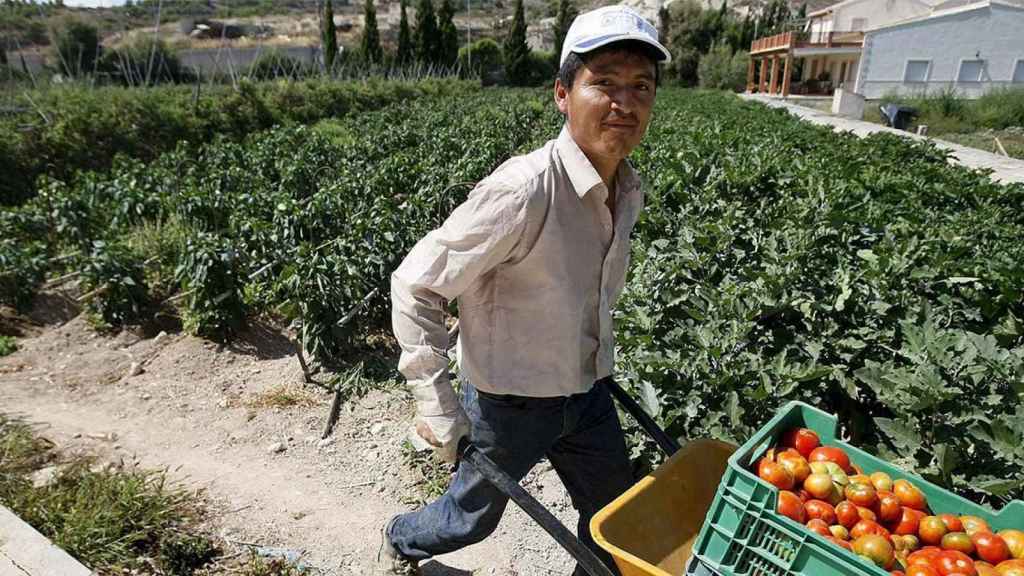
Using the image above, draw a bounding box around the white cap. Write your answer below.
[559,5,672,67]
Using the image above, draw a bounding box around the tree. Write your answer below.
[457,37,502,81]
[658,5,671,46]
[322,0,339,72]
[553,0,577,63]
[361,0,383,64]
[698,44,748,91]
[503,0,530,85]
[413,0,439,65]
[397,0,413,65]
[51,18,99,77]
[437,0,458,67]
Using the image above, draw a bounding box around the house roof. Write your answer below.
[866,0,1024,31]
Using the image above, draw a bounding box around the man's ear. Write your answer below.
[554,79,569,115]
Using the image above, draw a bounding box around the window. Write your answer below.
[957,59,984,82]
[851,18,868,31]
[1013,59,1024,83]
[904,60,930,83]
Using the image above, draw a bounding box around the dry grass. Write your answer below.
[245,383,318,409]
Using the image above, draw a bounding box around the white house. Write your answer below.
[854,0,1024,98]
[747,0,1024,99]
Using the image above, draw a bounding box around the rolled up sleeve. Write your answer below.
[391,181,530,418]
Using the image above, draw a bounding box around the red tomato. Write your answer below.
[836,501,860,529]
[852,519,891,539]
[781,428,821,458]
[877,491,903,523]
[776,449,812,484]
[920,516,950,546]
[894,507,928,536]
[854,534,896,569]
[907,565,941,576]
[894,479,928,511]
[807,518,831,537]
[777,490,806,523]
[759,460,795,490]
[908,547,943,567]
[805,500,837,525]
[972,532,1011,565]
[859,506,879,523]
[939,514,964,533]
[847,482,879,508]
[935,550,977,576]
[809,446,852,473]
[960,516,990,537]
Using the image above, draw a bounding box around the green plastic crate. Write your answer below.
[690,401,1024,576]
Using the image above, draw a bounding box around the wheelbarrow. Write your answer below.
[456,378,736,576]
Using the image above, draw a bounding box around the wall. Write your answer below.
[855,4,1024,98]
[833,0,932,31]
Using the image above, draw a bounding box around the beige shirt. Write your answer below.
[391,125,644,413]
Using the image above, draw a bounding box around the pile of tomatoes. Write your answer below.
[756,428,1024,576]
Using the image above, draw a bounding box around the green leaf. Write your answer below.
[874,417,922,455]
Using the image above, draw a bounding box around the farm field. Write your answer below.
[2,83,1023,573]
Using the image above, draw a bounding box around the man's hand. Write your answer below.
[415,410,470,464]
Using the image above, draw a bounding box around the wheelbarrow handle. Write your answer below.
[456,437,617,576]
[601,377,681,456]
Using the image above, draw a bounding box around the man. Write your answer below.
[379,5,670,575]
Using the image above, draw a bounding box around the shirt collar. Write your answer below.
[556,125,640,200]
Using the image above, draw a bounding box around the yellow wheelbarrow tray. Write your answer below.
[456,378,735,576]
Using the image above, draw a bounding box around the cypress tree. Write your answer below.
[437,0,459,67]
[553,0,577,62]
[322,0,339,72]
[503,0,529,84]
[361,0,383,64]
[413,0,439,65]
[397,0,413,65]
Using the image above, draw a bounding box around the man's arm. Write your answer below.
[391,182,529,460]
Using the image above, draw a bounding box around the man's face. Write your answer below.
[555,49,657,164]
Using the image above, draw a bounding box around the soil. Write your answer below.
[0,296,575,576]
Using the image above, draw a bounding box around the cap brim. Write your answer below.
[569,32,672,65]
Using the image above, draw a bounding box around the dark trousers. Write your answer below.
[389,380,634,575]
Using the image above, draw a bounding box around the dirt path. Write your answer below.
[0,308,575,575]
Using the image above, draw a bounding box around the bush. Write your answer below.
[79,240,150,328]
[0,336,15,357]
[974,87,1024,130]
[669,46,700,86]
[523,50,557,87]
[98,38,190,85]
[174,232,246,339]
[246,49,312,80]
[698,45,748,92]
[50,18,100,77]
[457,38,503,84]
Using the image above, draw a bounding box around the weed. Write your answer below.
[0,335,16,356]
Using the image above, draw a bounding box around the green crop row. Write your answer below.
[2,87,1021,505]
[0,78,477,206]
